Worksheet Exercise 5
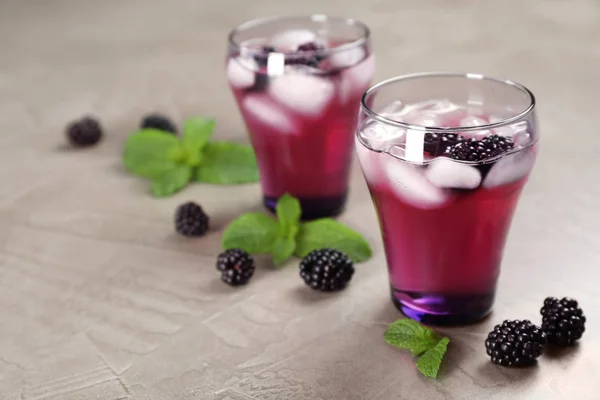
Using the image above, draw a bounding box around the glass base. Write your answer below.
[391,287,494,326]
[263,192,347,220]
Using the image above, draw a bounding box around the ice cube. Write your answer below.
[429,99,462,116]
[482,149,536,188]
[461,116,488,127]
[269,29,316,51]
[513,131,532,147]
[338,55,375,103]
[330,47,365,69]
[382,155,450,208]
[360,120,405,151]
[355,136,382,184]
[379,101,405,119]
[269,71,334,117]
[242,96,297,134]
[227,57,258,89]
[490,118,529,139]
[407,112,441,127]
[425,158,482,189]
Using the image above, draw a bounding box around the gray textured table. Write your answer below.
[1,0,599,399]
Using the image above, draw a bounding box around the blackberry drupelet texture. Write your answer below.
[66,117,103,147]
[140,113,178,134]
[445,134,514,162]
[424,132,464,156]
[174,202,209,237]
[541,297,586,346]
[485,320,546,367]
[216,249,255,286]
[299,248,354,292]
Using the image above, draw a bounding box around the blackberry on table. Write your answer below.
[299,248,354,292]
[216,249,255,286]
[541,297,586,346]
[174,202,209,237]
[424,132,464,156]
[140,113,177,134]
[485,320,546,367]
[445,134,514,162]
[66,116,103,147]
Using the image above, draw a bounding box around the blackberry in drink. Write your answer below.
[226,16,374,219]
[355,73,539,325]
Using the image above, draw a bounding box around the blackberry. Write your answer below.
[299,248,354,292]
[66,116,103,147]
[423,132,464,156]
[174,202,209,237]
[216,249,255,286]
[286,41,325,67]
[485,320,546,367]
[541,297,586,346]
[445,134,514,162]
[141,113,177,134]
[298,42,321,52]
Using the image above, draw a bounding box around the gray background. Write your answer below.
[1,0,599,399]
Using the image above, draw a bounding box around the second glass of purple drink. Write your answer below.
[355,73,539,325]
[226,15,374,219]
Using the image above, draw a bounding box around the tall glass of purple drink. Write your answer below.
[226,15,374,219]
[355,73,539,325]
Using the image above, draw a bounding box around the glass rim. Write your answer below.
[227,14,371,57]
[360,72,537,133]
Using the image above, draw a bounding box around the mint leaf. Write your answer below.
[294,219,372,262]
[150,164,191,197]
[416,337,449,379]
[182,117,215,166]
[270,235,296,265]
[195,141,259,184]
[222,213,279,253]
[276,194,301,239]
[123,129,181,179]
[384,319,441,356]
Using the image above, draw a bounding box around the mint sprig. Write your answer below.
[221,193,371,265]
[295,219,372,262]
[384,319,450,379]
[195,142,259,184]
[123,117,259,197]
[416,337,449,378]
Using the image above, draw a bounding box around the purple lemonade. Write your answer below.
[226,16,374,219]
[356,73,539,325]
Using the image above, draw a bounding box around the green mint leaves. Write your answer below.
[384,319,450,379]
[384,318,442,356]
[295,219,372,262]
[276,193,301,239]
[222,193,372,265]
[220,213,280,254]
[416,337,449,379]
[123,117,259,197]
[194,142,259,184]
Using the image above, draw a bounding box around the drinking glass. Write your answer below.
[355,73,539,325]
[226,15,374,219]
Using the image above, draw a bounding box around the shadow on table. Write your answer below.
[544,342,581,361]
[53,143,78,152]
[289,284,347,305]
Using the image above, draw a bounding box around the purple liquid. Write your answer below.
[357,107,539,325]
[227,38,374,219]
[369,173,529,325]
